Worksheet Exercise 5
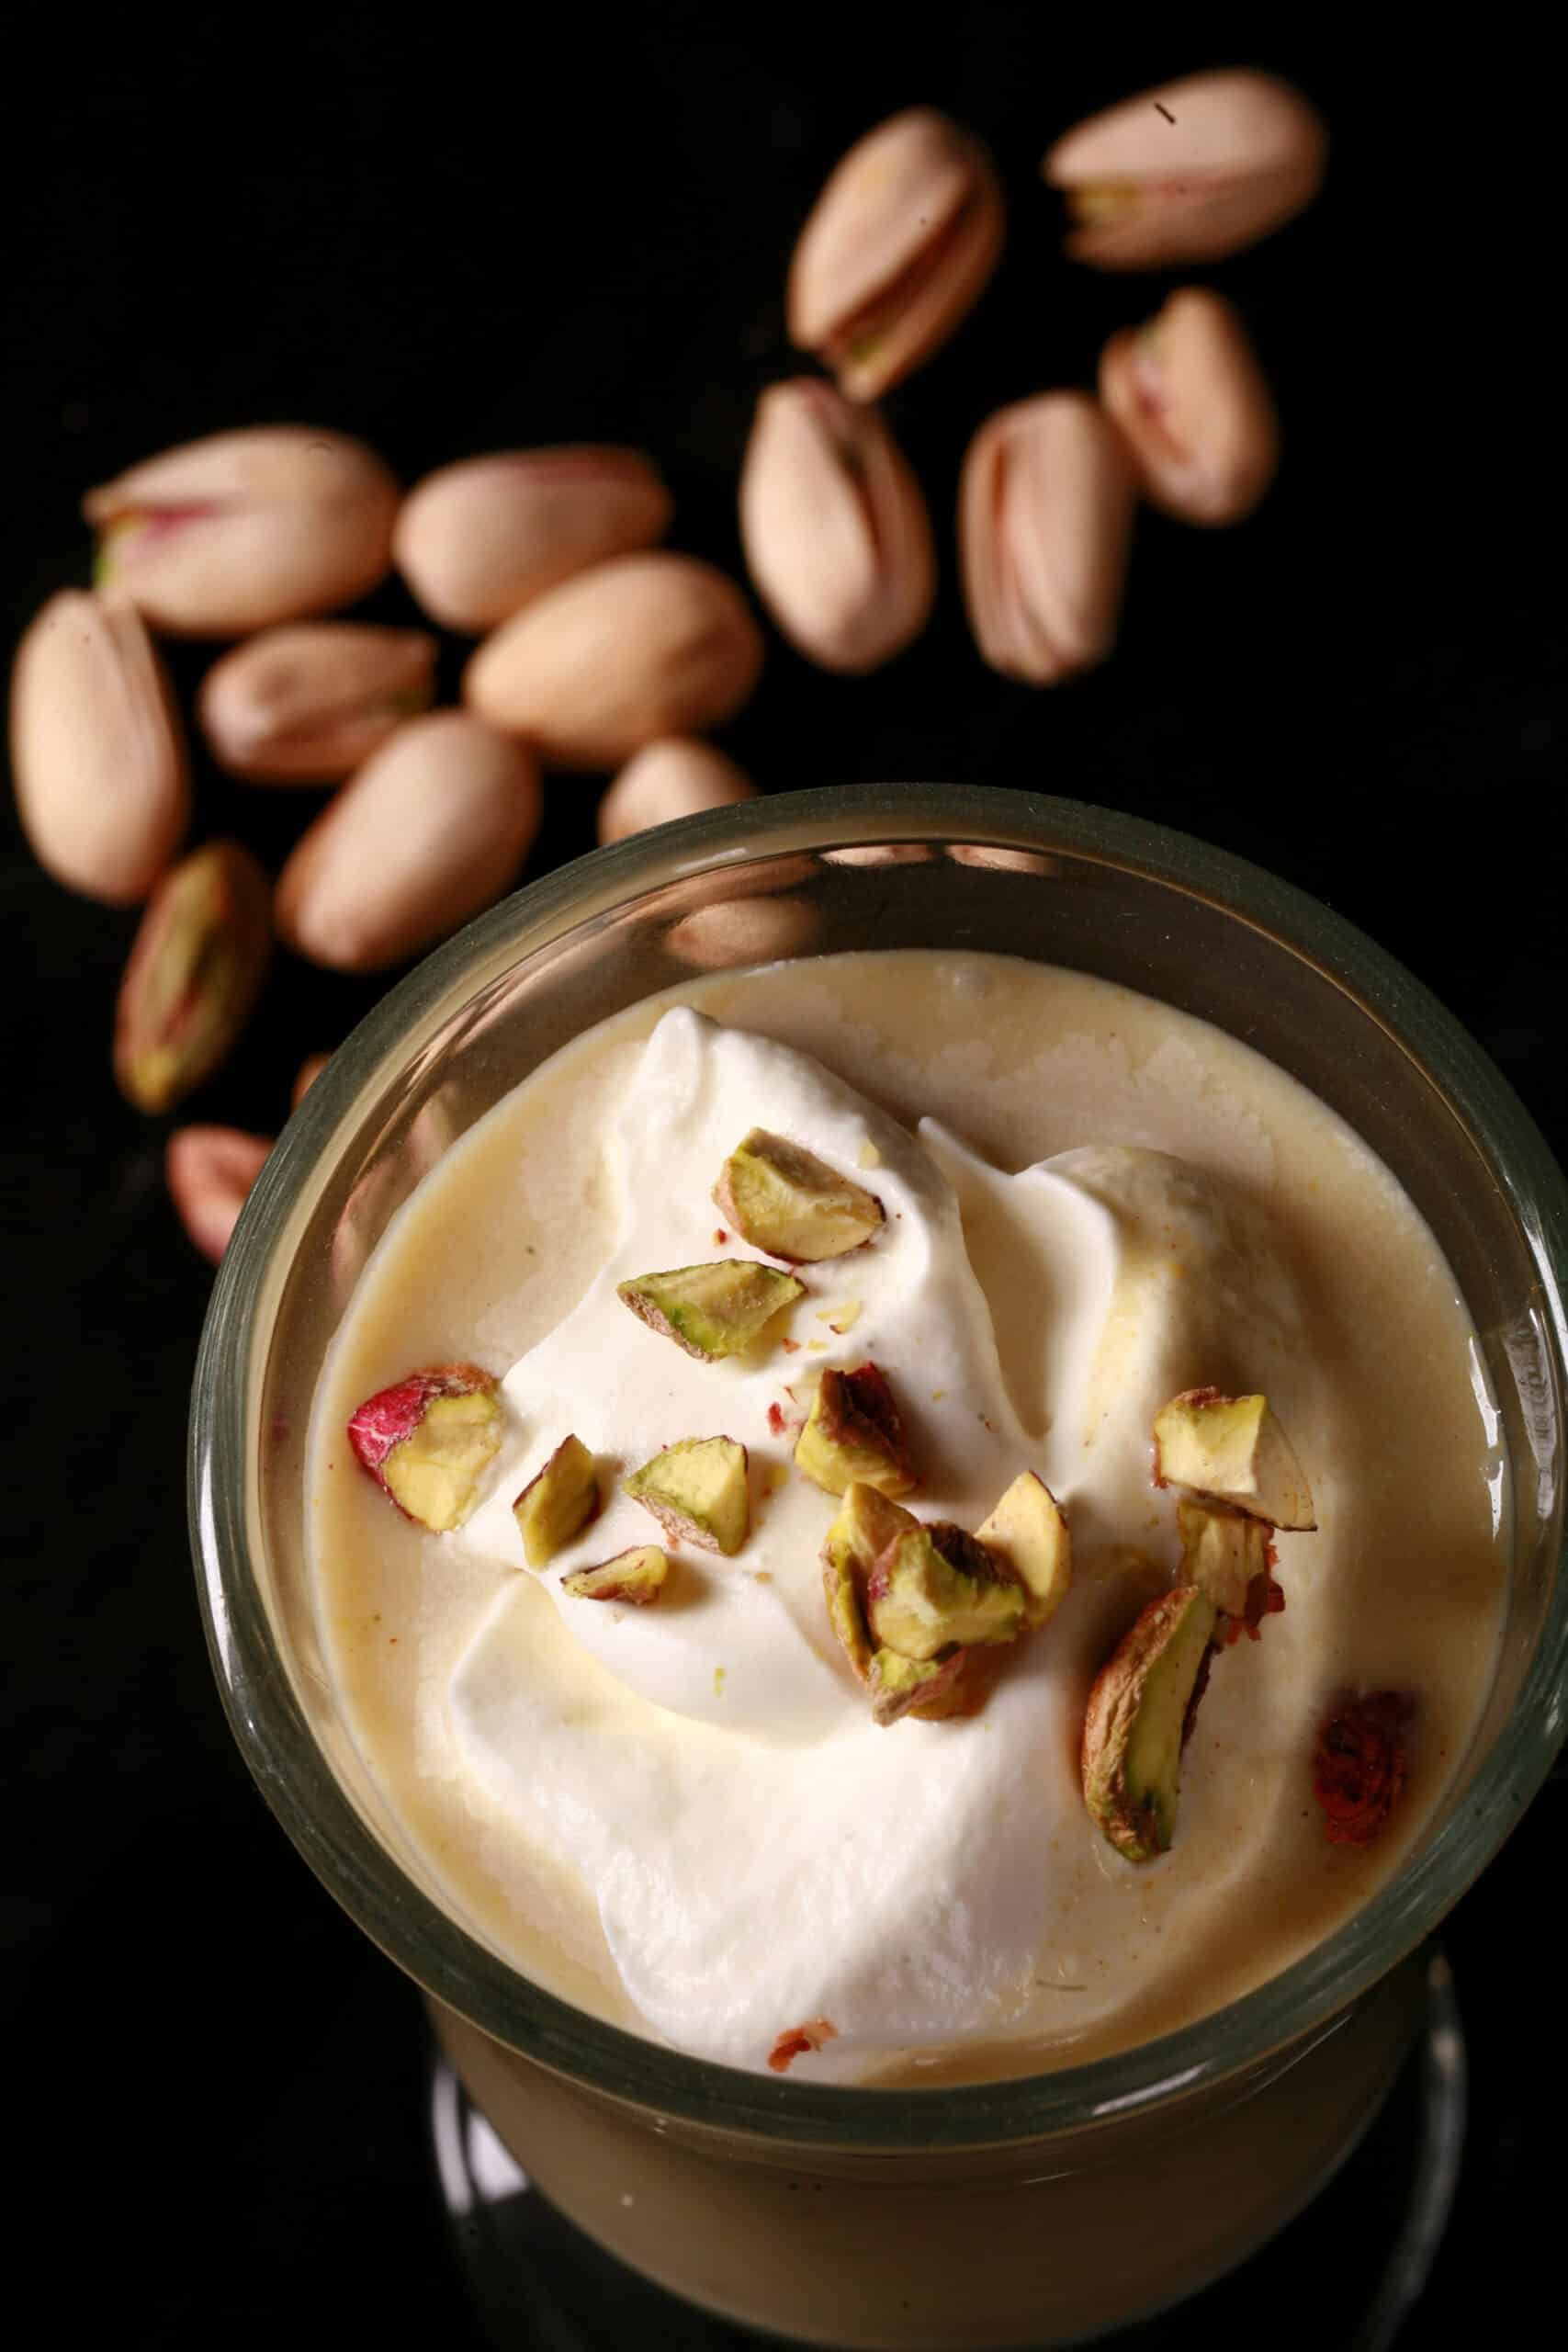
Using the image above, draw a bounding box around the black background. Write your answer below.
[5,13,1563,2347]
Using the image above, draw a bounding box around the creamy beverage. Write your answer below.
[306,949,1506,2089]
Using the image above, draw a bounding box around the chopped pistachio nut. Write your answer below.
[560,1545,669,1604]
[626,1435,750,1555]
[1175,1496,1271,1619]
[975,1470,1072,1629]
[869,1645,974,1727]
[1153,1388,1315,1529]
[713,1128,884,1261]
[794,1361,916,1498]
[513,1432,601,1569]
[1080,1585,1219,1863]
[617,1261,805,1360]
[866,1521,1025,1660]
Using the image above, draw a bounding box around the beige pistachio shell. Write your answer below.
[394,447,672,632]
[597,740,757,844]
[1044,70,1327,269]
[276,710,542,972]
[198,623,437,783]
[739,379,934,673]
[464,552,763,769]
[85,426,400,638]
[9,590,190,903]
[165,1125,274,1263]
[1100,288,1280,526]
[788,107,1005,400]
[959,393,1136,684]
[114,840,274,1114]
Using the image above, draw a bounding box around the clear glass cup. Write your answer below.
[190,785,1568,2348]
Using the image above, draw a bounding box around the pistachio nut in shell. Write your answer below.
[85,426,400,637]
[9,590,189,903]
[394,447,672,633]
[739,379,934,673]
[1100,288,1280,526]
[597,739,757,845]
[1044,70,1327,269]
[292,1052,333,1109]
[665,894,819,970]
[464,553,763,770]
[788,107,1004,401]
[198,623,437,783]
[115,841,274,1114]
[276,710,542,972]
[166,1125,274,1263]
[959,392,1136,684]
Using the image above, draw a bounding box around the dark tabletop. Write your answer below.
[6,14,1563,2347]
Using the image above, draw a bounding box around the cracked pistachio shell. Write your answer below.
[596,740,757,844]
[84,426,400,637]
[394,447,672,632]
[739,379,934,673]
[166,1125,274,1263]
[959,393,1136,684]
[788,107,1004,401]
[198,623,437,783]
[1100,288,1280,526]
[1044,70,1327,269]
[114,840,274,1113]
[464,553,763,769]
[9,590,190,902]
[276,710,542,972]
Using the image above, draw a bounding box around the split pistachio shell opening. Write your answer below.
[114,840,275,1113]
[1044,70,1327,269]
[464,552,763,770]
[597,740,757,845]
[198,623,438,782]
[85,426,400,638]
[9,590,190,903]
[1100,288,1280,526]
[739,379,935,673]
[276,710,543,973]
[394,447,673,633]
[788,107,1005,401]
[959,392,1136,684]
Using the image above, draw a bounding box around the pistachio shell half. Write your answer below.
[199,623,437,783]
[597,740,757,844]
[1100,288,1280,526]
[394,447,672,632]
[9,590,190,903]
[959,393,1136,684]
[276,710,543,972]
[85,426,400,637]
[1044,70,1327,269]
[739,379,934,673]
[788,107,1004,401]
[464,553,763,769]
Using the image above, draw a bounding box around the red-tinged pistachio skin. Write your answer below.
[788,108,1005,401]
[1044,71,1327,269]
[1100,288,1280,526]
[959,393,1136,684]
[9,591,190,903]
[394,447,673,632]
[276,711,542,973]
[597,740,757,845]
[198,623,437,783]
[165,1125,273,1263]
[464,553,764,770]
[739,379,935,673]
[85,425,400,638]
[114,841,274,1114]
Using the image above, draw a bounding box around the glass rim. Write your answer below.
[189,783,1568,2149]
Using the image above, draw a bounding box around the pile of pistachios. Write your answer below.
[6,65,1325,1264]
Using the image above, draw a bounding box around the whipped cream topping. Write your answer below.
[450,1008,1318,2075]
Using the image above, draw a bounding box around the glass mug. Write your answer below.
[190,786,1568,2347]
